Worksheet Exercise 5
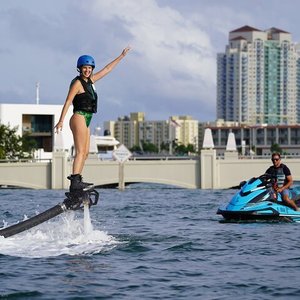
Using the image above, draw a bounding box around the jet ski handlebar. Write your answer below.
[258,173,277,188]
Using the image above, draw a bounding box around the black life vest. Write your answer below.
[72,76,98,113]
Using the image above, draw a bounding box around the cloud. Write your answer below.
[3,0,299,126]
[91,0,217,112]
[0,0,246,124]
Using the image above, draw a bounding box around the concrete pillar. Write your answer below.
[118,162,125,191]
[200,149,216,189]
[51,151,69,189]
[224,151,238,160]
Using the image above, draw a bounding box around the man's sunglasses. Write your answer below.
[272,158,280,162]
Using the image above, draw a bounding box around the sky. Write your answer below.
[1,0,300,131]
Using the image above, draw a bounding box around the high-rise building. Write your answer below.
[217,25,300,125]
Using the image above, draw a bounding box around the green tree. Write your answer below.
[0,124,37,159]
[174,144,187,155]
[160,141,170,152]
[186,144,196,153]
[142,141,158,153]
[130,145,142,153]
[174,143,196,155]
[270,143,282,154]
[21,132,38,156]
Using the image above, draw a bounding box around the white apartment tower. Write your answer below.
[217,25,300,125]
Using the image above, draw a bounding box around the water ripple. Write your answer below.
[1,187,300,299]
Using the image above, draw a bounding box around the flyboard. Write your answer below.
[0,188,99,238]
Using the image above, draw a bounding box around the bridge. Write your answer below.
[0,151,200,189]
[2,150,300,189]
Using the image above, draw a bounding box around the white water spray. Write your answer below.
[83,201,93,235]
[0,209,120,258]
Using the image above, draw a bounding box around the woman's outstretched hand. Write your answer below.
[122,46,131,57]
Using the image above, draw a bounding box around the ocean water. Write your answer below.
[1,185,300,299]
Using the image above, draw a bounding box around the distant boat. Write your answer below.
[90,135,120,160]
[35,134,120,160]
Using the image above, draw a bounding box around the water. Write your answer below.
[1,185,300,299]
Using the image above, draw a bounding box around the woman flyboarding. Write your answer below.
[54,47,131,192]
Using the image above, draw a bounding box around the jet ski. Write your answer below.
[217,173,300,222]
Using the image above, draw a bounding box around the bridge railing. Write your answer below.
[129,155,199,161]
[0,158,52,163]
[217,155,300,160]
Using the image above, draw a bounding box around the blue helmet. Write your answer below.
[77,55,95,70]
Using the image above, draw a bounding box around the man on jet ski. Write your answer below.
[265,152,300,211]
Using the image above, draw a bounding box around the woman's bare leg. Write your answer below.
[85,127,91,160]
[70,113,89,175]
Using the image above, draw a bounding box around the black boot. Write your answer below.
[67,174,94,192]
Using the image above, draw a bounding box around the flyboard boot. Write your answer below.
[67,174,94,192]
[64,175,98,211]
[0,177,99,238]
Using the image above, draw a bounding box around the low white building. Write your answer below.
[0,103,120,159]
[0,103,73,158]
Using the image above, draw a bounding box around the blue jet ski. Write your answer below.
[217,174,300,222]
